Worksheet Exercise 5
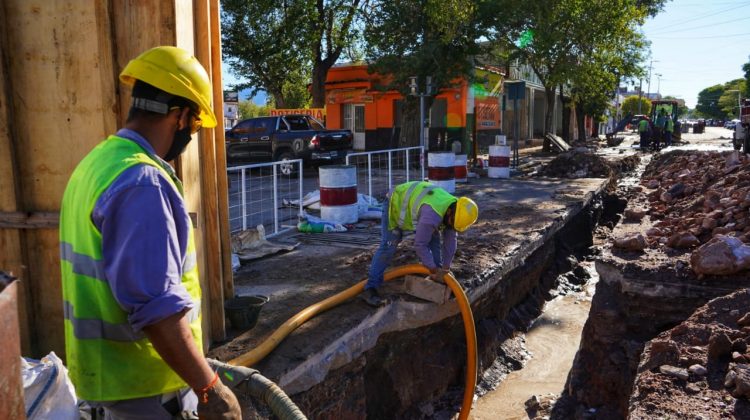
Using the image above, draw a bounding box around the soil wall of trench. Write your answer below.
[291,192,608,419]
[557,255,750,419]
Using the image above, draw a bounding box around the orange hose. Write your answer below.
[228,264,477,420]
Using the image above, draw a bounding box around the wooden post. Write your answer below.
[209,0,234,302]
[193,0,226,342]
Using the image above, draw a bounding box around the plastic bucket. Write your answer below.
[225,295,269,330]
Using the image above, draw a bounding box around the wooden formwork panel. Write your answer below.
[0,0,229,358]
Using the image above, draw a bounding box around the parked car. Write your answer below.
[725,119,740,130]
[225,115,353,173]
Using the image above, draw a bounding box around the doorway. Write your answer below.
[344,104,366,150]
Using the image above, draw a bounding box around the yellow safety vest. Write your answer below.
[388,181,457,231]
[60,135,202,401]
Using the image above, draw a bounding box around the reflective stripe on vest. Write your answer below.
[60,135,202,401]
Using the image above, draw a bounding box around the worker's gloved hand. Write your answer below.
[196,374,242,419]
[429,267,448,282]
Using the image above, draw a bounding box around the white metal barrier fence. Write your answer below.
[345,146,424,200]
[227,160,304,238]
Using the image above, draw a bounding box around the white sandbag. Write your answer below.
[22,352,78,420]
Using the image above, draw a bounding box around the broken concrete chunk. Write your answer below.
[726,370,738,388]
[404,275,449,304]
[738,313,750,327]
[613,234,647,251]
[732,364,750,398]
[667,232,701,249]
[659,365,689,381]
[624,208,647,222]
[690,235,750,276]
[647,179,660,189]
[689,364,708,377]
[709,332,733,360]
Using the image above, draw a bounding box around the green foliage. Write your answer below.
[744,56,750,98]
[363,0,485,96]
[485,0,656,142]
[621,95,651,116]
[221,0,361,108]
[237,101,272,119]
[661,96,688,116]
[694,80,746,120]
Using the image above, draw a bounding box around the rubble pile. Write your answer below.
[639,151,750,245]
[540,150,614,179]
[629,289,750,419]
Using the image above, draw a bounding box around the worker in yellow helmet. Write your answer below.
[60,46,240,418]
[363,181,479,306]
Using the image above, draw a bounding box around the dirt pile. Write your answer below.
[617,151,750,274]
[629,289,750,418]
[540,148,640,185]
[540,150,614,179]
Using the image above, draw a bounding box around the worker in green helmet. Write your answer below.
[60,46,240,419]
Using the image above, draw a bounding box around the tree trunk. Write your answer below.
[576,102,586,142]
[270,89,286,109]
[543,86,555,152]
[560,88,571,142]
[311,58,329,108]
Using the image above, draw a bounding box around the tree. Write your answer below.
[221,1,310,108]
[662,95,688,116]
[237,100,272,119]
[485,0,661,150]
[307,0,364,108]
[621,95,651,116]
[718,79,745,119]
[221,0,363,109]
[363,0,487,147]
[695,84,727,120]
[743,55,750,99]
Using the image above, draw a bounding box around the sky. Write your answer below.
[640,0,750,108]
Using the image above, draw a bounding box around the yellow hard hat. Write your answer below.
[454,197,478,232]
[119,46,217,128]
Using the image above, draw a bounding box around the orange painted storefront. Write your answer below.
[325,64,498,154]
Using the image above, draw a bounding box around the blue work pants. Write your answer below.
[366,197,441,290]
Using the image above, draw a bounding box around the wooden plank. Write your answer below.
[0,211,59,229]
[0,0,31,356]
[193,0,226,343]
[3,1,122,358]
[210,0,235,302]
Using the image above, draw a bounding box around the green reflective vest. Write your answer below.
[388,181,457,231]
[665,119,674,132]
[60,135,202,401]
[638,119,649,133]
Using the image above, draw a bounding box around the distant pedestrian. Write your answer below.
[664,115,674,147]
[363,181,478,307]
[638,117,651,150]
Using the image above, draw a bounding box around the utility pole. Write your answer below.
[637,78,644,114]
[655,73,663,99]
[409,76,433,151]
[646,59,658,102]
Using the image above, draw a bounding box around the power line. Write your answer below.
[649,15,750,35]
[651,31,750,40]
[647,2,750,32]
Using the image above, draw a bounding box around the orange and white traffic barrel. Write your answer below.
[488,145,510,179]
[319,165,358,223]
[454,154,468,183]
[428,152,456,193]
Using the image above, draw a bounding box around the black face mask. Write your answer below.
[163,126,192,161]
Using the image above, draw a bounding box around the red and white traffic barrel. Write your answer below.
[428,152,456,193]
[319,165,358,224]
[488,145,510,179]
[454,154,468,183]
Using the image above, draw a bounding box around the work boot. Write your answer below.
[363,288,384,307]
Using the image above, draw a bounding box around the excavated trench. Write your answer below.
[285,184,627,419]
